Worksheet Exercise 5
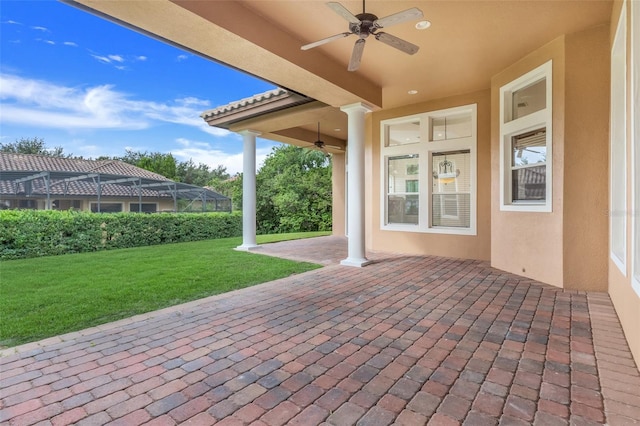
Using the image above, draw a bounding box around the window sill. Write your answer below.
[500,203,551,213]
[381,224,477,236]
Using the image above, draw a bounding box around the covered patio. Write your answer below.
[1,237,639,425]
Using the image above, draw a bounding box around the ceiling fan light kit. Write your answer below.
[301,1,425,71]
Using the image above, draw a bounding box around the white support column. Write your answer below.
[236,130,260,251]
[340,102,373,267]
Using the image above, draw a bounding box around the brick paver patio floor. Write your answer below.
[1,236,639,425]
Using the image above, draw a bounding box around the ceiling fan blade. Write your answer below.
[374,7,424,29]
[324,144,345,150]
[301,32,352,50]
[327,2,361,24]
[348,38,366,71]
[375,32,419,55]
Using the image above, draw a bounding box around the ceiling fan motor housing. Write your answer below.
[351,13,379,36]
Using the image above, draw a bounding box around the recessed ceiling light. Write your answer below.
[408,90,418,95]
[415,20,431,30]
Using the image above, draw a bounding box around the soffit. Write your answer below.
[65,0,611,147]
[233,0,612,108]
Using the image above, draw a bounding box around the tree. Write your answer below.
[176,160,229,187]
[119,150,178,180]
[211,173,243,211]
[255,145,332,233]
[0,137,70,157]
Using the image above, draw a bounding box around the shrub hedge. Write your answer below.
[0,210,242,260]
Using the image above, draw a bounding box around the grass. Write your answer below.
[0,231,330,348]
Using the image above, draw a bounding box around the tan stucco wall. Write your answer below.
[491,28,611,291]
[491,37,567,288]
[607,0,640,367]
[332,153,346,237]
[563,25,610,291]
[366,90,492,260]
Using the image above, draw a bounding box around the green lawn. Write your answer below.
[0,232,330,348]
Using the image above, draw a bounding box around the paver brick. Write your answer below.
[395,409,428,426]
[260,401,301,426]
[438,394,472,421]
[538,398,569,418]
[570,401,605,423]
[9,402,64,426]
[472,392,505,417]
[407,391,440,417]
[377,393,406,413]
[76,411,112,426]
[84,390,130,414]
[146,392,189,417]
[503,394,536,421]
[90,378,132,399]
[389,377,421,401]
[0,398,43,423]
[166,395,210,423]
[254,387,292,410]
[3,239,639,426]
[462,410,499,426]
[289,404,329,425]
[108,408,153,426]
[290,384,324,407]
[106,394,153,419]
[231,402,264,423]
[327,401,365,425]
[50,407,88,426]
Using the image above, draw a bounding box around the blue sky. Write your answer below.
[0,0,280,174]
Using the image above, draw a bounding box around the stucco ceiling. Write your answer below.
[65,0,612,150]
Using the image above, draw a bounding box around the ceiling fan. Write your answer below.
[309,123,343,155]
[301,1,424,71]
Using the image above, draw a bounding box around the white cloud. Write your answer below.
[63,41,78,47]
[91,54,112,64]
[2,20,22,25]
[172,137,275,175]
[0,74,231,137]
[90,53,126,66]
[176,54,189,62]
[31,25,49,32]
[179,97,211,107]
[90,53,147,69]
[43,40,55,45]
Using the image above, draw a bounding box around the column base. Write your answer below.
[235,244,261,252]
[340,257,373,267]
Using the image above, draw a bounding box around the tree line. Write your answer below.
[1,137,332,233]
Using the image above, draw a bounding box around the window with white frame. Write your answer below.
[432,150,471,228]
[611,4,627,274]
[387,154,419,225]
[381,104,477,235]
[499,61,552,212]
[90,202,122,213]
[632,0,639,294]
[130,203,157,213]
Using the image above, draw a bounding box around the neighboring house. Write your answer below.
[64,1,640,365]
[0,153,231,213]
